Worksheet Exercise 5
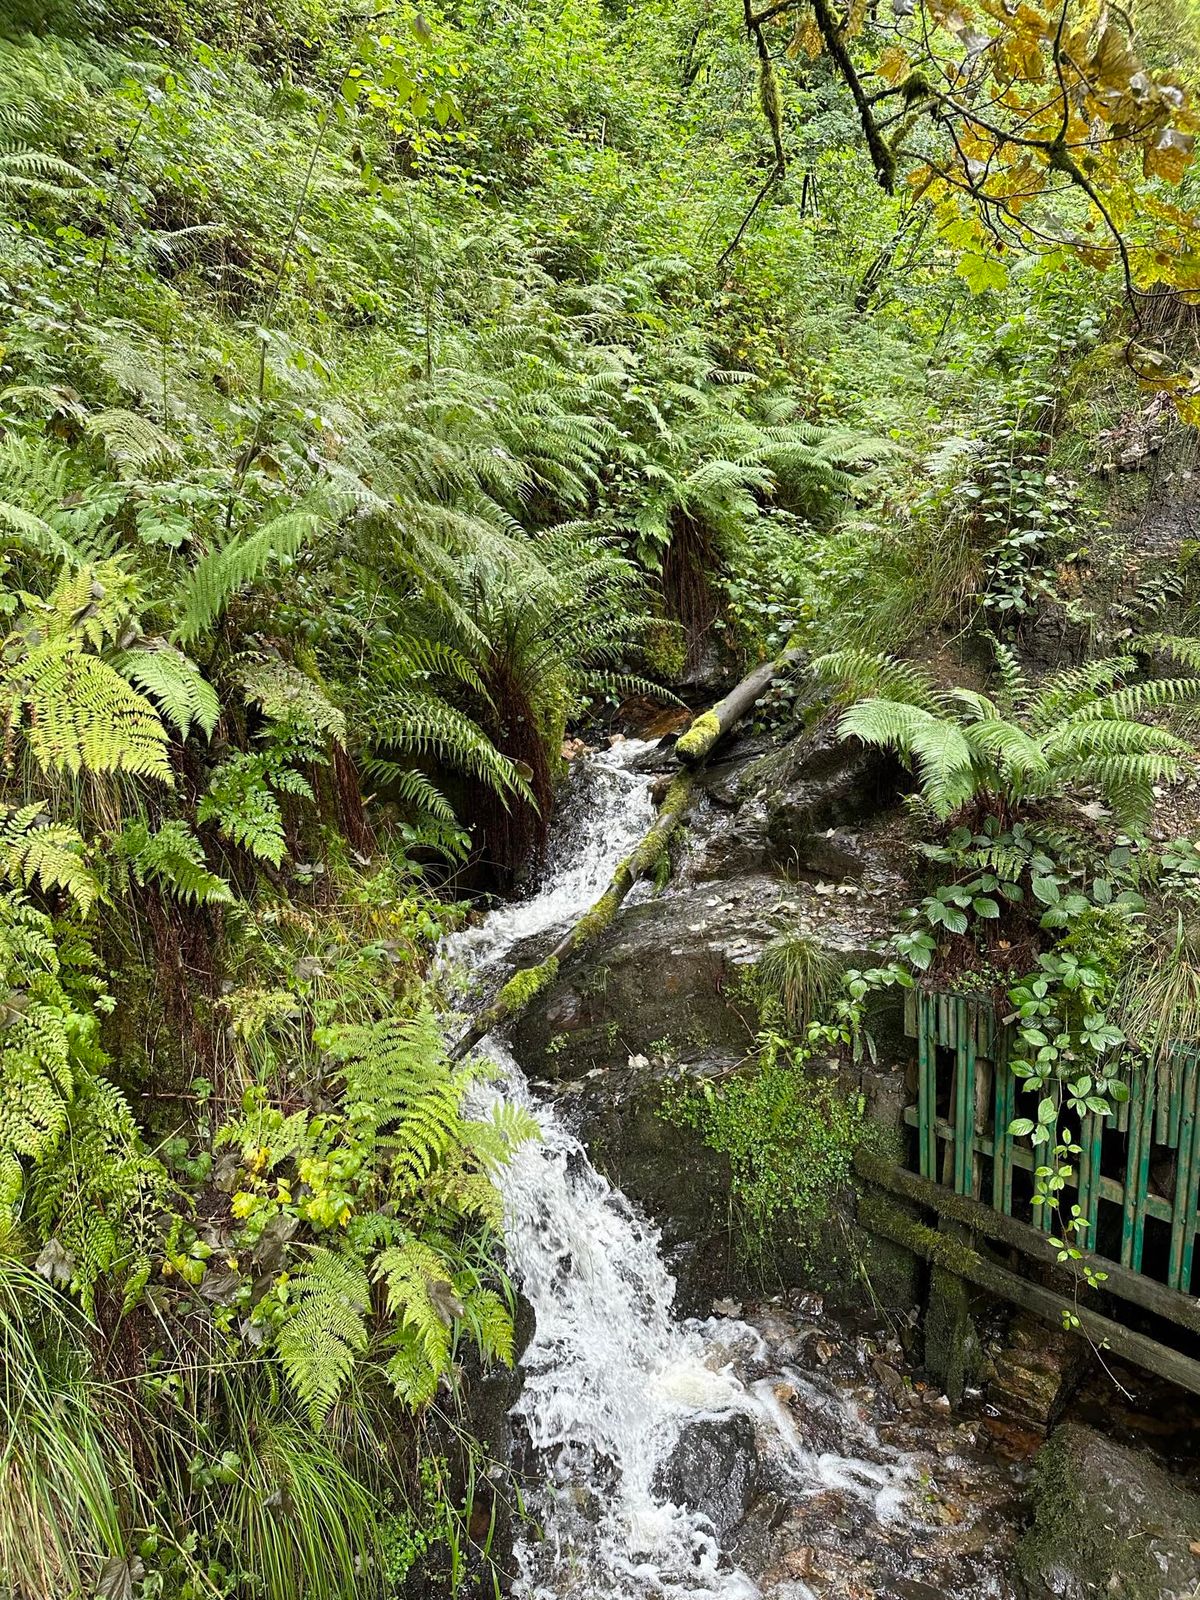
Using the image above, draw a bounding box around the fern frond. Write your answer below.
[114,644,220,740]
[173,507,326,647]
[357,759,458,825]
[85,409,180,477]
[197,756,287,865]
[275,1248,370,1427]
[812,649,940,711]
[13,638,173,783]
[109,819,233,906]
[235,656,346,743]
[1,804,99,914]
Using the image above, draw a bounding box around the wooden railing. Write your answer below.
[902,990,1200,1297]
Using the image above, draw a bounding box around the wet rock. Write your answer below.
[563,1058,741,1308]
[654,1412,761,1539]
[758,718,903,865]
[1019,1421,1200,1599]
[987,1313,1083,1433]
[510,872,904,1079]
[681,715,905,884]
[509,874,783,1075]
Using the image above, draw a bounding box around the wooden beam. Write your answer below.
[859,1186,1200,1398]
[856,1149,1200,1340]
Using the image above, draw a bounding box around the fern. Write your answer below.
[358,758,458,826]
[109,819,233,906]
[813,649,939,711]
[173,507,327,647]
[0,146,91,201]
[198,755,288,866]
[274,1248,371,1427]
[1,804,100,914]
[827,647,1198,826]
[236,656,346,743]
[8,637,173,783]
[374,1237,456,1406]
[85,409,181,478]
[115,644,221,740]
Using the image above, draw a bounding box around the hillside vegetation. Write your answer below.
[2,0,1200,1593]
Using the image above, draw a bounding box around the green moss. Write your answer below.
[1016,1431,1182,1600]
[495,957,559,1014]
[572,889,623,946]
[475,958,561,1035]
[857,1190,981,1278]
[675,711,720,763]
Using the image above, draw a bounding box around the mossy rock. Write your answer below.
[1019,1422,1200,1600]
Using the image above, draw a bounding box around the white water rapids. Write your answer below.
[445,741,919,1600]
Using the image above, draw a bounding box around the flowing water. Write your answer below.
[446,741,1021,1600]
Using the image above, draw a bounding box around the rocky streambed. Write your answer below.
[454,723,1200,1600]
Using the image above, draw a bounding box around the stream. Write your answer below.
[448,742,1026,1600]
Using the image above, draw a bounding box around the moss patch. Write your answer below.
[1019,1423,1200,1600]
[675,711,721,763]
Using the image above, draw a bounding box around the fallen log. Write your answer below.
[450,645,801,1059]
[674,645,802,765]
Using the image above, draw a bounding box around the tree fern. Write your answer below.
[358,759,458,826]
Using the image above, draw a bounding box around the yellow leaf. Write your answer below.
[877,45,909,84]
[1144,128,1196,185]
[787,11,823,59]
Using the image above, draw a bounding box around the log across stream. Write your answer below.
[451,647,801,1060]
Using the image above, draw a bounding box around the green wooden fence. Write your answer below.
[902,990,1200,1295]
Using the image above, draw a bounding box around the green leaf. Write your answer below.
[956,251,1008,294]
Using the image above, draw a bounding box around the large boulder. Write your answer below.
[509,870,907,1080]
[680,715,906,886]
[1019,1421,1200,1599]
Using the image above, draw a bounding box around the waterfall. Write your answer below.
[445,742,910,1600]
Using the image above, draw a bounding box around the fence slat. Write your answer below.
[1078,1110,1103,1243]
[902,990,1200,1297]
[1169,1053,1198,1291]
[918,993,937,1180]
[993,1054,1015,1215]
[956,1001,977,1197]
[1122,1065,1156,1271]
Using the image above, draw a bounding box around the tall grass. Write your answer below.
[0,1261,135,1598]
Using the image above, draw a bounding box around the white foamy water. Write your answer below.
[446,740,915,1600]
